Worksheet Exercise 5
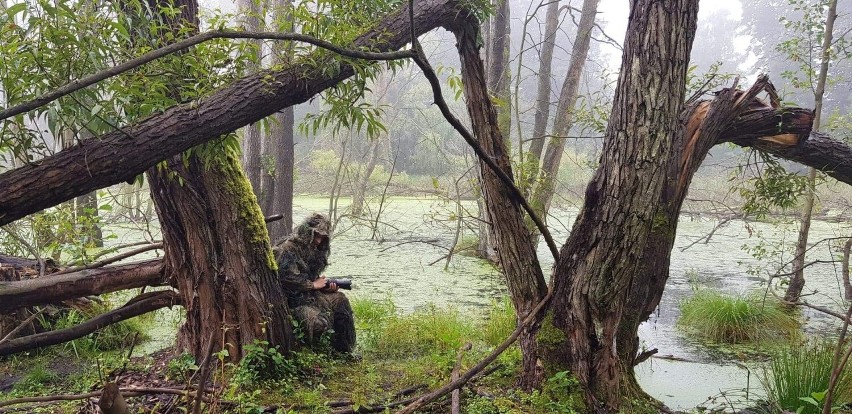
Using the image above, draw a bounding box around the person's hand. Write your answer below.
[312,276,338,292]
[312,276,327,290]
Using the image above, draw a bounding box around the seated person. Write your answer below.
[273,213,355,353]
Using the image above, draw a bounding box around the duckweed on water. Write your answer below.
[677,289,799,344]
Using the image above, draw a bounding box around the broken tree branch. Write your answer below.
[0,259,165,313]
[54,243,164,275]
[0,290,180,356]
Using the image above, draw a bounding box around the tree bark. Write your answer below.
[148,150,294,361]
[0,291,180,356]
[541,0,698,410]
[238,0,265,200]
[453,18,548,390]
[525,0,560,192]
[527,0,598,244]
[139,0,294,362]
[265,0,296,241]
[614,78,815,404]
[0,259,164,313]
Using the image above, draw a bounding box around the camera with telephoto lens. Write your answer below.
[324,278,352,290]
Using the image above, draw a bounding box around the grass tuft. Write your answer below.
[677,289,799,344]
[760,341,851,414]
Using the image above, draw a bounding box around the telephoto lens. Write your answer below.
[324,278,353,290]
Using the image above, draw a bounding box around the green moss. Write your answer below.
[210,147,278,272]
[536,312,565,349]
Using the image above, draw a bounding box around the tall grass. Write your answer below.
[479,297,517,347]
[678,290,799,344]
[351,298,476,358]
[761,342,851,414]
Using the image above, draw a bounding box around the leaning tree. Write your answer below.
[2,0,852,411]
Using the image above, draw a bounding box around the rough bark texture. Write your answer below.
[0,0,473,226]
[615,79,815,401]
[265,0,296,241]
[527,0,598,243]
[149,150,294,362]
[453,18,548,390]
[142,0,293,362]
[0,259,164,313]
[525,0,560,191]
[541,0,698,410]
[238,0,265,200]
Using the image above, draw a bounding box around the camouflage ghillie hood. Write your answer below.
[293,213,331,245]
[275,213,331,276]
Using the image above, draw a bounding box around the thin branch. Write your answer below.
[409,42,560,261]
[0,308,43,345]
[0,291,180,356]
[396,287,553,414]
[0,30,415,121]
[0,386,225,410]
[53,243,164,275]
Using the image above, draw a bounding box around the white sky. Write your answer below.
[596,0,748,69]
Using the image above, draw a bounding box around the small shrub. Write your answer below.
[677,290,799,343]
[165,352,198,382]
[231,340,327,388]
[760,342,851,414]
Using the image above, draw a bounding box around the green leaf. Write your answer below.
[6,3,26,18]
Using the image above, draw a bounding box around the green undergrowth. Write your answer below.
[678,289,800,345]
[760,341,852,414]
[1,297,583,413]
[223,297,582,413]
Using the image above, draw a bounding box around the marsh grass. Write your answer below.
[678,290,799,344]
[760,342,852,414]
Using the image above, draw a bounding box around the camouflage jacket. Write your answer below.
[274,213,331,308]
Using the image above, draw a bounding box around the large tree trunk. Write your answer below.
[238,0,265,202]
[524,0,560,193]
[476,0,511,263]
[453,18,548,390]
[527,0,597,244]
[541,0,698,410]
[141,0,293,362]
[148,151,293,361]
[265,0,296,240]
[785,0,837,304]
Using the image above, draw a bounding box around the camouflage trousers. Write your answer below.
[292,291,356,353]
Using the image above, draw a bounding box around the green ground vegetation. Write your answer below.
[677,289,800,344]
[0,298,583,413]
[760,341,852,414]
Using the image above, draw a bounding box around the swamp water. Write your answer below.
[126,196,850,411]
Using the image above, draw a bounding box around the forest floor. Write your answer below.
[0,298,591,414]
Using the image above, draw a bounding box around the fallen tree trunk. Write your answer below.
[0,290,180,356]
[0,259,165,313]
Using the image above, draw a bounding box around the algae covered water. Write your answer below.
[133,196,849,411]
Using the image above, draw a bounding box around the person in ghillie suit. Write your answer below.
[273,213,356,353]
